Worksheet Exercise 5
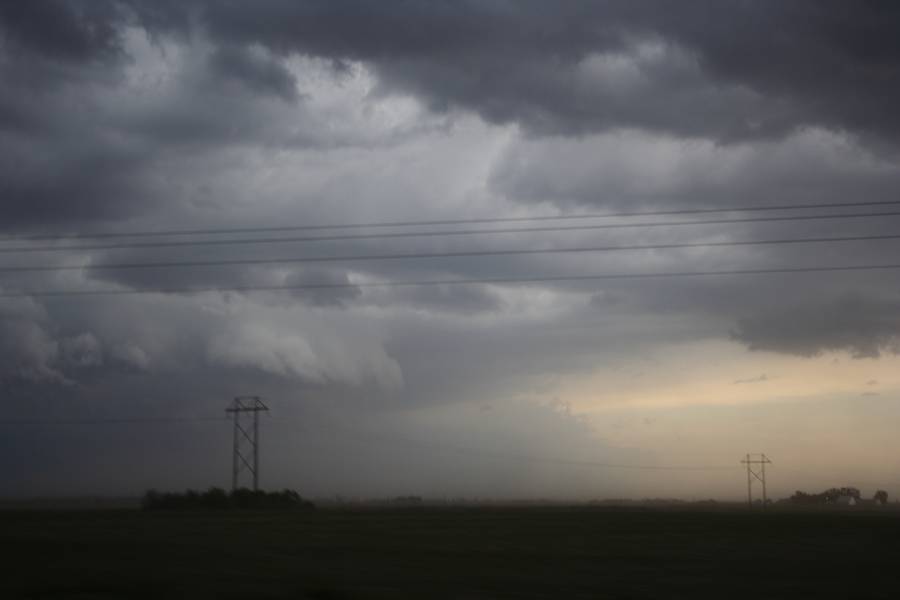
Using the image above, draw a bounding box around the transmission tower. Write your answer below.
[740,453,772,509]
[226,396,269,491]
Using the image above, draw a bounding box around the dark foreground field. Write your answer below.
[2,507,898,599]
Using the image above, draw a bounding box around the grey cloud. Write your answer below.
[59,332,103,369]
[363,283,503,315]
[206,326,402,390]
[489,129,900,212]
[189,0,775,139]
[0,10,429,235]
[8,1,896,238]
[732,295,900,358]
[283,267,362,307]
[8,1,900,143]
[2,286,404,391]
[0,134,155,230]
[0,300,104,382]
[209,45,299,102]
[89,263,362,310]
[0,310,61,382]
[109,341,150,371]
[130,0,900,143]
[86,261,287,296]
[0,0,124,64]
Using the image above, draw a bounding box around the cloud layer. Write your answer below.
[3,2,900,498]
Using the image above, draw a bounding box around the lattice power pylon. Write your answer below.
[226,396,269,491]
[741,453,772,509]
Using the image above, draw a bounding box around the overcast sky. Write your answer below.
[3,1,900,501]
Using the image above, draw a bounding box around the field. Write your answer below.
[2,506,898,599]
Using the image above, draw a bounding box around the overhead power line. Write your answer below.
[4,263,900,299]
[0,416,228,426]
[2,210,900,254]
[2,199,899,242]
[2,232,898,274]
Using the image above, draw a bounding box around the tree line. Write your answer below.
[789,487,888,505]
[142,488,315,510]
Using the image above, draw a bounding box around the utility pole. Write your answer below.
[740,453,772,509]
[226,396,269,491]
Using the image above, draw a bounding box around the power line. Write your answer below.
[2,210,900,254]
[0,416,228,426]
[2,232,899,274]
[3,200,899,241]
[4,262,900,299]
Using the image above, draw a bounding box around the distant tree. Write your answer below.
[142,488,314,511]
[789,491,821,505]
[874,490,889,505]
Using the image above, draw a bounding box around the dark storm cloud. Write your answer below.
[208,44,300,102]
[5,1,900,143]
[0,0,123,64]
[115,0,900,143]
[0,3,156,231]
[0,135,155,229]
[732,295,900,358]
[3,0,899,231]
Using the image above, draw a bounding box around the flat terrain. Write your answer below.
[2,507,898,599]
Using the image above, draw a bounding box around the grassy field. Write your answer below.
[2,506,898,599]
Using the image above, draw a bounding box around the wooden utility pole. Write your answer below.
[741,453,772,509]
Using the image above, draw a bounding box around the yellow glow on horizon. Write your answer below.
[558,340,900,412]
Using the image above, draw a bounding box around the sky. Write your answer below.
[2,1,900,501]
